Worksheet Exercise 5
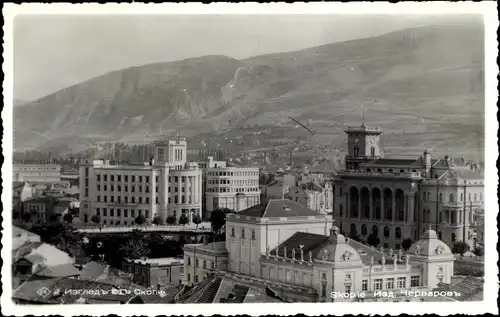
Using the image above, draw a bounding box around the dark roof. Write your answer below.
[367,158,420,166]
[270,232,329,259]
[238,199,322,218]
[225,284,249,303]
[436,276,484,301]
[193,278,223,303]
[300,182,324,192]
[177,276,216,302]
[452,169,484,180]
[269,232,390,266]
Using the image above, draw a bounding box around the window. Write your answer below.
[251,229,256,241]
[386,278,394,289]
[231,228,235,238]
[345,284,351,293]
[395,227,402,239]
[187,273,191,282]
[410,276,420,287]
[384,226,390,238]
[241,228,245,239]
[203,260,207,269]
[96,208,101,216]
[212,262,215,269]
[373,279,383,290]
[187,257,191,266]
[97,175,101,182]
[103,208,107,217]
[132,176,135,182]
[397,277,406,288]
[362,280,368,291]
[449,194,454,203]
[439,193,443,202]
[196,259,199,268]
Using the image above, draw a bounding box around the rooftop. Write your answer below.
[238,199,323,218]
[184,241,228,255]
[127,257,184,266]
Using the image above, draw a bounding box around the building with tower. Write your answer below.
[332,123,484,249]
[79,136,203,226]
[181,199,459,302]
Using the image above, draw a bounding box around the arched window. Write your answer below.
[468,193,471,201]
[370,146,376,157]
[372,225,378,235]
[361,224,367,236]
[395,227,402,239]
[451,232,456,242]
[449,194,454,202]
[388,169,393,173]
[460,193,463,201]
[400,169,405,173]
[377,168,382,173]
[366,169,371,172]
[384,226,390,238]
[350,224,357,237]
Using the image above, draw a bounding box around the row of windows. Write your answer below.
[348,224,404,240]
[207,179,258,185]
[422,192,483,203]
[186,257,217,270]
[96,207,149,218]
[207,171,258,177]
[206,187,259,193]
[97,174,154,183]
[96,194,197,205]
[97,184,151,193]
[361,276,419,291]
[230,227,256,240]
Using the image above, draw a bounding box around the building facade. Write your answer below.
[332,124,484,249]
[205,166,260,218]
[288,182,334,214]
[13,164,61,182]
[79,137,203,226]
[122,257,184,288]
[180,200,456,302]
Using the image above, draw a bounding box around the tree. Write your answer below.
[452,241,470,259]
[166,215,177,225]
[91,214,101,225]
[367,234,380,247]
[210,208,234,235]
[178,214,189,226]
[119,239,150,260]
[402,238,413,251]
[134,214,146,226]
[63,213,73,224]
[472,246,484,258]
[152,215,164,226]
[192,214,202,229]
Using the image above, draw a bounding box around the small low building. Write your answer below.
[182,241,229,286]
[122,257,185,288]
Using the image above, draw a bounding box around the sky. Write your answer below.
[14,14,453,101]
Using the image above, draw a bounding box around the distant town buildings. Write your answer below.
[332,123,484,249]
[287,181,333,214]
[79,136,203,226]
[13,164,61,182]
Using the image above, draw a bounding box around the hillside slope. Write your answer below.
[14,22,484,159]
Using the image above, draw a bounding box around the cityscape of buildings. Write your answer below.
[10,122,486,304]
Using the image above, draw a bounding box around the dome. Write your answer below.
[408,228,452,256]
[314,226,362,263]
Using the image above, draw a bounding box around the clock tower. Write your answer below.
[344,123,383,170]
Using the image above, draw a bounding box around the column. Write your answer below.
[177,176,182,206]
[392,193,396,223]
[407,194,415,225]
[358,193,362,220]
[185,176,190,204]
[345,193,349,219]
[369,189,373,220]
[380,189,385,220]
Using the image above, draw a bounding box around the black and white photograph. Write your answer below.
[2,2,498,316]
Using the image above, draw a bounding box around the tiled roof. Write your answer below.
[194,278,223,303]
[238,200,322,218]
[36,263,81,278]
[177,276,216,302]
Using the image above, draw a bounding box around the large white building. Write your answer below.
[205,166,260,216]
[182,200,458,302]
[13,164,61,182]
[332,123,484,249]
[79,137,203,225]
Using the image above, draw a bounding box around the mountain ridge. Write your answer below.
[14,22,484,160]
